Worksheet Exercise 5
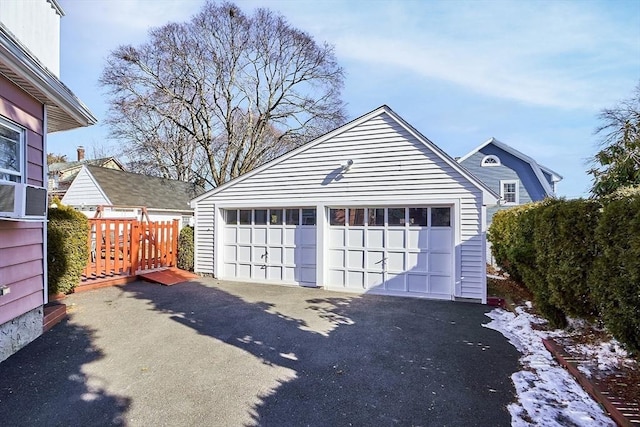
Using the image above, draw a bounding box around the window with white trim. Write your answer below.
[481,155,500,167]
[501,180,519,205]
[0,117,24,183]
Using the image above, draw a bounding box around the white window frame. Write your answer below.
[500,180,519,205]
[0,116,25,183]
[481,155,501,167]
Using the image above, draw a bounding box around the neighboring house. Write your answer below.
[48,145,124,199]
[457,137,562,224]
[457,137,563,264]
[62,165,203,228]
[0,1,96,362]
[192,106,499,303]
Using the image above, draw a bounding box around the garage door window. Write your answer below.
[239,209,251,224]
[431,207,451,227]
[409,208,428,226]
[349,208,365,226]
[330,208,345,226]
[368,208,384,226]
[302,208,316,225]
[255,209,267,225]
[388,208,405,226]
[286,208,299,225]
[226,209,238,224]
[270,209,283,225]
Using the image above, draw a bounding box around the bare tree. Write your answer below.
[588,82,640,197]
[47,153,68,165]
[100,1,346,187]
[89,141,120,162]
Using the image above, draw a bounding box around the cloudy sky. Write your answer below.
[49,0,640,198]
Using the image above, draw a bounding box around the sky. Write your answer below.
[49,0,640,198]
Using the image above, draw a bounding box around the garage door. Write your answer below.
[327,206,453,298]
[222,208,317,286]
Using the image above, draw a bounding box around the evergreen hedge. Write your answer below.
[534,199,600,320]
[591,195,640,352]
[177,226,194,271]
[488,195,640,353]
[47,203,90,295]
[489,204,530,283]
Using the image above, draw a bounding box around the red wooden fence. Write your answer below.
[82,218,179,282]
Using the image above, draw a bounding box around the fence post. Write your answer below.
[130,221,140,275]
[83,221,92,279]
[171,219,179,267]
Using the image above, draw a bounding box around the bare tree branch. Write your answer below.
[100,1,345,187]
[588,82,640,197]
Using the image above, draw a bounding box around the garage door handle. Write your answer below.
[375,257,387,265]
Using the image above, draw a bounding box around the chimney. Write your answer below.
[77,146,85,161]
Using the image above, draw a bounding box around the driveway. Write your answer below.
[0,279,520,426]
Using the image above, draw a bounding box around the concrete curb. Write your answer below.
[543,338,639,427]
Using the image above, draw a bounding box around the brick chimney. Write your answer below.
[77,146,85,161]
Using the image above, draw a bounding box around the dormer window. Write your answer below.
[481,155,500,167]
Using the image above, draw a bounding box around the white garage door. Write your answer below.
[222,208,317,286]
[327,206,453,299]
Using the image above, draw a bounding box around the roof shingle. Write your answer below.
[86,165,204,211]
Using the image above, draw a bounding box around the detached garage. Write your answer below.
[191,106,498,302]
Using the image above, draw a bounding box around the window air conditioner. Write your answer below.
[0,182,47,219]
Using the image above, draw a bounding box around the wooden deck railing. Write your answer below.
[82,218,179,282]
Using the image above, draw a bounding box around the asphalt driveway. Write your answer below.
[0,278,520,426]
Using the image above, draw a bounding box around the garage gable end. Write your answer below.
[197,106,493,205]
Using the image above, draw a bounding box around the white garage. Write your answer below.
[192,106,498,302]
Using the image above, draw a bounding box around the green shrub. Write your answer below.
[177,226,194,271]
[591,195,640,353]
[534,199,600,320]
[490,192,640,342]
[489,201,567,327]
[487,204,535,282]
[47,202,90,295]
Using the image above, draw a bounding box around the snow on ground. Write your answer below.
[484,307,615,427]
[565,338,634,378]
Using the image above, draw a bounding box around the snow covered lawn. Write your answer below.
[484,305,621,426]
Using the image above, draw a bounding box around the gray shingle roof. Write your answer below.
[86,165,204,211]
[49,157,120,173]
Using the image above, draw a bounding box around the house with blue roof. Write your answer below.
[457,137,563,224]
[457,138,562,264]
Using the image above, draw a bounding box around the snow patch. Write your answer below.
[484,307,615,426]
[566,339,634,377]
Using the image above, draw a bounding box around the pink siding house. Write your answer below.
[0,0,96,362]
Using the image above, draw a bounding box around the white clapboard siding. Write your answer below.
[61,166,109,206]
[194,109,489,300]
[194,198,215,274]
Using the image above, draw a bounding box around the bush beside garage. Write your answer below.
[488,193,640,353]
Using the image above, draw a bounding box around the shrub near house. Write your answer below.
[489,195,640,353]
[177,226,194,272]
[47,202,90,295]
